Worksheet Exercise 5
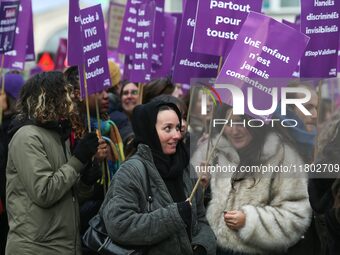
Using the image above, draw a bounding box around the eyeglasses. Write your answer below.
[122,89,139,96]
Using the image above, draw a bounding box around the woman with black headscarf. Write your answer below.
[99,100,216,255]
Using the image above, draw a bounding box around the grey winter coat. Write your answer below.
[100,144,216,255]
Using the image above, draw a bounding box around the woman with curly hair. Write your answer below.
[5,71,100,255]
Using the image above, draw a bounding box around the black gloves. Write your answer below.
[193,245,207,255]
[81,160,102,186]
[177,201,192,227]
[74,132,99,164]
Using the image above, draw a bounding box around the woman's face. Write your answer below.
[156,109,181,155]
[89,89,110,114]
[224,115,253,150]
[121,83,139,115]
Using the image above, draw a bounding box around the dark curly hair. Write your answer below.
[17,71,74,123]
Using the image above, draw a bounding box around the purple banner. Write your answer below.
[67,0,83,66]
[282,19,300,31]
[107,1,125,50]
[300,1,340,78]
[152,13,177,78]
[151,0,164,66]
[25,2,35,61]
[338,38,340,71]
[130,1,155,82]
[172,0,219,84]
[80,4,111,96]
[170,13,182,63]
[2,0,31,70]
[0,0,20,53]
[118,0,141,54]
[123,54,133,80]
[216,12,309,120]
[55,38,67,70]
[192,0,263,57]
[282,19,301,77]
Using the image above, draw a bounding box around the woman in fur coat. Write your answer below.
[191,111,312,255]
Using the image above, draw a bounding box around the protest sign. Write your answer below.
[282,19,301,77]
[337,47,340,72]
[2,0,31,70]
[172,0,219,84]
[118,0,141,54]
[79,4,111,96]
[282,19,300,31]
[67,0,83,65]
[300,0,340,78]
[216,12,309,119]
[130,1,155,82]
[152,13,177,78]
[55,38,68,70]
[192,0,263,57]
[0,0,20,53]
[169,12,182,58]
[25,3,35,61]
[107,0,125,49]
[151,0,164,66]
[123,54,133,80]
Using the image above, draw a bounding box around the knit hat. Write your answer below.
[1,73,25,99]
[108,60,121,87]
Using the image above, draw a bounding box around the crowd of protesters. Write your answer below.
[0,63,339,255]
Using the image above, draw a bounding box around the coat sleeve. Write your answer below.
[10,129,85,208]
[101,164,186,246]
[238,176,312,251]
[191,180,217,255]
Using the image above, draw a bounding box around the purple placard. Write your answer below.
[129,1,155,82]
[192,0,263,57]
[2,0,31,70]
[67,0,83,66]
[300,1,340,78]
[80,4,111,96]
[123,54,133,80]
[118,0,141,54]
[338,38,340,71]
[282,19,300,31]
[0,0,20,53]
[25,2,35,61]
[170,13,182,61]
[152,13,177,78]
[172,0,219,84]
[55,38,67,70]
[216,12,309,120]
[282,19,301,77]
[151,0,164,65]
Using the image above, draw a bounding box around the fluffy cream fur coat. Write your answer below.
[191,132,312,254]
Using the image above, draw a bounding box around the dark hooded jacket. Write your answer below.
[100,101,216,255]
